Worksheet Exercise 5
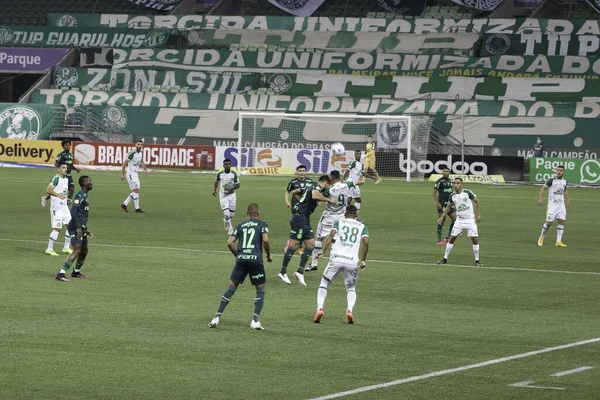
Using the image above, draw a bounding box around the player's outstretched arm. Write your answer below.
[474,197,481,222]
[212,180,218,196]
[318,229,336,259]
[312,189,336,203]
[564,188,571,209]
[433,188,441,208]
[262,233,272,262]
[438,201,452,224]
[227,236,238,256]
[141,161,149,176]
[538,185,548,206]
[120,159,128,181]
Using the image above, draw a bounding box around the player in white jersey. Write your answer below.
[313,205,369,324]
[120,140,149,214]
[538,165,571,247]
[213,159,240,235]
[343,150,373,214]
[307,170,364,272]
[437,177,483,267]
[45,163,72,256]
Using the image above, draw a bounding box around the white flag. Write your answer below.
[268,0,326,17]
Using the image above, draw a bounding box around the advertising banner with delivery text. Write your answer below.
[0,138,63,163]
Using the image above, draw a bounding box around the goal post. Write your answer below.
[237,112,433,182]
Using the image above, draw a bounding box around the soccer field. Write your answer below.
[1,168,599,399]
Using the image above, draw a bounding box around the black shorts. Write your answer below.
[289,214,314,241]
[437,201,456,215]
[230,260,266,285]
[67,227,88,246]
[66,174,75,189]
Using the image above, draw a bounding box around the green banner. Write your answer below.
[59,104,600,152]
[0,26,169,48]
[529,157,600,184]
[0,103,66,140]
[52,67,264,94]
[481,33,600,57]
[45,14,600,34]
[48,68,600,102]
[107,50,600,80]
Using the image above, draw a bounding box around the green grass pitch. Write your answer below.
[1,168,598,399]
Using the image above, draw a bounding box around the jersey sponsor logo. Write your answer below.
[0,106,41,140]
[457,203,469,212]
[268,73,292,94]
[53,67,79,87]
[102,106,128,130]
[56,15,77,27]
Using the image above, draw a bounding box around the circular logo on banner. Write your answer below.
[53,67,79,87]
[102,106,128,130]
[378,121,408,147]
[273,0,310,10]
[0,27,15,45]
[56,15,77,27]
[0,106,41,140]
[459,0,504,11]
[187,30,206,46]
[268,74,292,94]
[143,29,169,48]
[377,0,410,13]
[491,147,502,156]
[485,34,511,55]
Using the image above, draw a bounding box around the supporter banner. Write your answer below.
[0,103,64,140]
[267,0,325,17]
[452,0,504,11]
[0,138,63,163]
[529,157,600,184]
[481,33,600,57]
[585,1,600,15]
[215,146,353,174]
[0,26,169,48]
[377,0,427,16]
[46,15,600,35]
[108,50,600,80]
[0,48,69,73]
[379,152,523,179]
[53,67,263,94]
[30,90,600,120]
[182,30,478,53]
[72,141,216,169]
[123,0,183,12]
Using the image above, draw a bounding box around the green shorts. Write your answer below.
[230,260,266,286]
[289,214,314,241]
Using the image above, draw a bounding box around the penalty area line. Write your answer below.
[2,238,600,276]
[309,338,600,400]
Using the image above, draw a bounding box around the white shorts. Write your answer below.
[127,173,140,190]
[349,186,361,199]
[51,207,71,229]
[316,211,342,238]
[546,205,566,221]
[323,260,359,288]
[220,195,237,212]
[451,218,478,237]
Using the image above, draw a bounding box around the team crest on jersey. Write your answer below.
[268,74,292,94]
[143,29,169,48]
[53,67,79,87]
[56,15,77,27]
[485,34,511,55]
[378,121,407,147]
[187,30,206,46]
[0,106,41,140]
[273,0,310,10]
[0,27,15,45]
[102,106,128,130]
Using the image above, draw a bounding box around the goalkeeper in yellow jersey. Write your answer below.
[365,135,382,184]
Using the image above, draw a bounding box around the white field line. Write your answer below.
[551,366,594,377]
[2,239,600,276]
[311,338,600,400]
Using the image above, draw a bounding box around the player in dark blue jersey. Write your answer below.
[209,203,272,330]
[55,175,94,282]
[278,174,336,287]
[284,165,314,255]
[433,167,456,245]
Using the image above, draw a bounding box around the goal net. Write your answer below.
[238,112,434,182]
